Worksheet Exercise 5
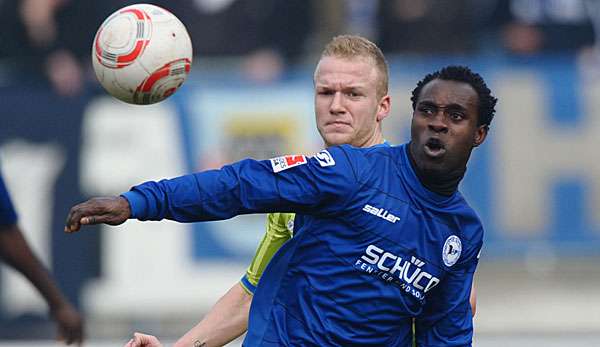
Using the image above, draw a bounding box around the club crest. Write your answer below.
[442,235,462,267]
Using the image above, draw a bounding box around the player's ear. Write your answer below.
[376,94,391,122]
[473,124,488,147]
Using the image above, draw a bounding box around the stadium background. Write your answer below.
[0,0,599,346]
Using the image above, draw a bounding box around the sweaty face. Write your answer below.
[314,56,390,148]
[409,79,488,175]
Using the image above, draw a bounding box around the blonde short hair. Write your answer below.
[320,35,389,99]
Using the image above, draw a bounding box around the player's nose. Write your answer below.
[428,112,448,133]
[329,92,346,115]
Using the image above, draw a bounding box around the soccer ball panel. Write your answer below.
[92,4,193,105]
[138,17,192,74]
[134,58,191,104]
[92,59,148,104]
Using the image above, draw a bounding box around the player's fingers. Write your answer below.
[65,327,83,346]
[133,332,161,346]
[57,327,75,345]
[66,198,108,232]
[65,203,87,233]
[64,220,81,233]
[131,333,147,347]
[64,207,79,233]
[56,331,65,343]
[81,213,114,225]
[80,215,96,225]
[131,332,143,346]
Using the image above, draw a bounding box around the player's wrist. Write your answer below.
[47,296,71,315]
[120,192,142,219]
[239,276,256,295]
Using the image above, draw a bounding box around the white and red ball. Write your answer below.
[92,4,192,105]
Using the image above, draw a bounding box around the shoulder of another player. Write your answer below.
[271,212,294,224]
[459,210,485,244]
[336,143,399,165]
[311,144,376,172]
[266,212,294,237]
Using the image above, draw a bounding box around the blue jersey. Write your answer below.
[0,170,18,226]
[123,143,483,347]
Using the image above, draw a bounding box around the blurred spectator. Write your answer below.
[311,1,499,57]
[163,0,314,82]
[376,0,482,54]
[345,0,379,40]
[574,1,600,77]
[491,0,595,55]
[0,0,107,97]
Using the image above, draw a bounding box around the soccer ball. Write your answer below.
[92,4,192,105]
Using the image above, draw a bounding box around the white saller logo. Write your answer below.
[362,204,400,223]
[442,235,462,267]
[359,244,440,293]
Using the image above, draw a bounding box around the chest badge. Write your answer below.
[442,235,462,267]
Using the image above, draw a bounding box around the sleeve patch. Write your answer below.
[270,155,307,173]
[315,149,336,167]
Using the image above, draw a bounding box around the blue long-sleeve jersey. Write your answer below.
[123,143,483,347]
[0,170,18,226]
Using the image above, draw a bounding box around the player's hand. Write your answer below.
[51,302,84,345]
[65,196,131,233]
[124,332,163,347]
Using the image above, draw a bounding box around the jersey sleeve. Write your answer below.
[240,213,294,294]
[122,146,362,222]
[415,232,483,347]
[0,173,18,227]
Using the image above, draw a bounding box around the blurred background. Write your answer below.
[1,0,599,346]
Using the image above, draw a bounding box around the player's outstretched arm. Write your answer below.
[124,332,163,347]
[64,196,131,233]
[174,282,252,347]
[0,224,84,345]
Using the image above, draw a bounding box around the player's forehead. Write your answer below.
[314,55,379,89]
[417,79,479,110]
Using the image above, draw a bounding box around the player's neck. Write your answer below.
[361,133,386,148]
[406,145,465,196]
[323,134,386,149]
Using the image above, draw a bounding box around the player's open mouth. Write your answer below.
[424,138,446,158]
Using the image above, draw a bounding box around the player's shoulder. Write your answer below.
[333,143,399,163]
[336,142,397,153]
[453,193,485,243]
[322,144,400,184]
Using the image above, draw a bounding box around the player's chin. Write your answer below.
[324,132,353,147]
[415,147,447,169]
